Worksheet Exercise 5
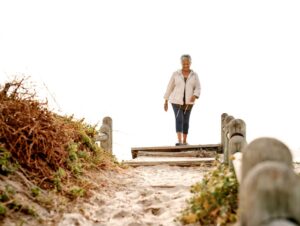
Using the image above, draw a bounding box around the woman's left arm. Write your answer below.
[193,73,201,98]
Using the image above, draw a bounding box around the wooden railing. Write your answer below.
[221,113,300,226]
[221,113,246,175]
[95,116,112,153]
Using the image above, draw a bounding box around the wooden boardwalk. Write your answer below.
[123,144,220,167]
[131,144,221,158]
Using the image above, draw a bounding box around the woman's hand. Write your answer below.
[164,101,168,112]
[190,95,197,103]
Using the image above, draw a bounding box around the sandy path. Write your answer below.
[58,165,211,226]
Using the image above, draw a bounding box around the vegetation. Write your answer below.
[179,161,238,226]
[0,147,19,175]
[0,185,37,219]
[0,77,118,223]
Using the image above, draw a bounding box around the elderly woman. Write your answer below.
[164,55,201,146]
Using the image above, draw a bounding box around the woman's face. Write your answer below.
[181,58,191,71]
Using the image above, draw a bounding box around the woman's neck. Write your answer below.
[182,69,190,76]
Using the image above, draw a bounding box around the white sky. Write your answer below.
[1,0,300,161]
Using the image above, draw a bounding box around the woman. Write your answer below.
[164,54,201,146]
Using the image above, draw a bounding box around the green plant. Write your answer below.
[0,185,36,218]
[77,150,88,159]
[0,185,15,213]
[66,142,84,175]
[68,186,85,199]
[0,203,7,216]
[179,162,238,226]
[80,131,96,152]
[53,168,66,191]
[67,142,78,161]
[0,191,10,202]
[31,186,41,197]
[83,124,98,137]
[57,167,66,178]
[68,163,82,175]
[0,147,18,175]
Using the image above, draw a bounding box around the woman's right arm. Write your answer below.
[163,73,175,112]
[164,73,175,100]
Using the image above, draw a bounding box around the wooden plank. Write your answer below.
[132,144,220,151]
[137,150,216,158]
[131,144,221,158]
[123,157,215,167]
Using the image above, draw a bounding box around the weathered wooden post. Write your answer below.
[237,137,300,226]
[264,220,299,226]
[227,119,246,169]
[239,161,300,226]
[241,137,293,181]
[221,113,228,152]
[99,116,113,153]
[223,115,234,165]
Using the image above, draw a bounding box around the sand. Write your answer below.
[56,162,300,226]
[57,165,211,226]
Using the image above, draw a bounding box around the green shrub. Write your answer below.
[180,162,238,226]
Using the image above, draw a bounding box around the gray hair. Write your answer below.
[180,54,192,63]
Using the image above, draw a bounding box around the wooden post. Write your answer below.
[239,161,300,226]
[227,118,246,139]
[227,119,247,169]
[221,113,228,152]
[232,152,243,183]
[264,220,299,226]
[223,115,234,165]
[99,116,113,153]
[241,137,293,181]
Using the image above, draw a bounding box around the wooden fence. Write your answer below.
[221,113,300,226]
